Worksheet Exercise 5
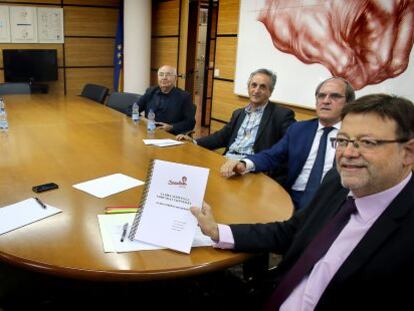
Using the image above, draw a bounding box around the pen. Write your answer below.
[34,197,47,209]
[120,223,128,242]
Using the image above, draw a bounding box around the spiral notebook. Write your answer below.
[128,159,209,254]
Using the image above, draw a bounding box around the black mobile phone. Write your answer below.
[32,182,59,193]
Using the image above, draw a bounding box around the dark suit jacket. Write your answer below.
[231,169,414,310]
[137,86,196,134]
[247,118,324,190]
[197,103,295,154]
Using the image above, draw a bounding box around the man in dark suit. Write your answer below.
[221,77,355,210]
[136,65,196,135]
[176,68,295,161]
[192,94,414,310]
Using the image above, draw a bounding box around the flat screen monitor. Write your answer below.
[2,49,58,83]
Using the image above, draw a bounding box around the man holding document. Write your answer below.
[191,94,414,310]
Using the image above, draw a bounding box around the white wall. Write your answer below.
[123,0,151,94]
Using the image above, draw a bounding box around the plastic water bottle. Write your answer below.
[0,97,8,132]
[147,109,156,133]
[131,102,139,123]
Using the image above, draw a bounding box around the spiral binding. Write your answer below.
[128,159,155,241]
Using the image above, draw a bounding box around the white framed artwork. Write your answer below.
[37,7,64,43]
[10,6,38,43]
[235,0,414,109]
[0,6,11,43]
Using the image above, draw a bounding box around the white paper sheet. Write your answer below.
[0,198,62,235]
[73,173,144,198]
[143,139,184,147]
[97,213,213,253]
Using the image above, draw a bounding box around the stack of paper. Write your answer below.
[97,213,213,253]
[143,139,184,147]
[0,198,62,235]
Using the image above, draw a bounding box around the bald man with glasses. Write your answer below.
[134,65,196,135]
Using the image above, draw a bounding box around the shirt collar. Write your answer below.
[156,86,175,95]
[317,120,341,131]
[245,102,268,113]
[350,172,412,222]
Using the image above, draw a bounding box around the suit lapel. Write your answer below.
[329,176,414,284]
[290,119,319,181]
[228,109,246,146]
[302,119,319,159]
[255,103,273,143]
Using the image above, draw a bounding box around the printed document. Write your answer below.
[130,159,209,253]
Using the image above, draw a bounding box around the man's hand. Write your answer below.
[220,160,247,178]
[190,202,219,242]
[176,134,193,142]
[259,0,414,89]
[155,122,172,132]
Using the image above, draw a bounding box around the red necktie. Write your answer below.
[264,197,357,310]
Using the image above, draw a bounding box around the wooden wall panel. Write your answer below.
[65,68,113,96]
[282,103,315,121]
[209,0,316,125]
[0,3,118,97]
[0,43,64,67]
[152,0,180,36]
[151,37,179,70]
[215,37,237,80]
[212,79,247,121]
[64,6,118,37]
[0,0,60,3]
[65,38,114,67]
[177,0,189,89]
[217,0,239,35]
[63,0,120,7]
[47,68,65,95]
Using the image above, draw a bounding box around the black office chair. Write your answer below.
[0,83,31,95]
[80,84,109,104]
[107,92,141,116]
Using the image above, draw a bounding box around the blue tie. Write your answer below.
[300,127,334,209]
[264,197,357,310]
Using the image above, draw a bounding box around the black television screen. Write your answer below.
[2,49,58,83]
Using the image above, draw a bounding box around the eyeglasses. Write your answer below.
[316,92,345,100]
[158,72,175,78]
[330,137,409,151]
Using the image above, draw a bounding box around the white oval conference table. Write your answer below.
[0,94,293,281]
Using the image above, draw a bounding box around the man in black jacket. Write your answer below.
[192,94,414,310]
[176,68,295,160]
[136,65,196,135]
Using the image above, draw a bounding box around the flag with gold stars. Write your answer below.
[113,1,123,91]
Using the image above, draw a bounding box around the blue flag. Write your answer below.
[113,1,123,91]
